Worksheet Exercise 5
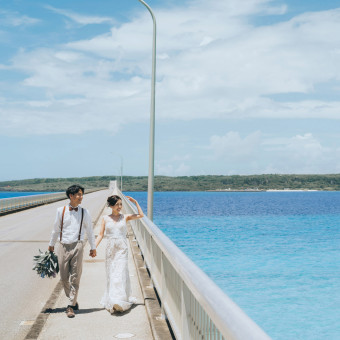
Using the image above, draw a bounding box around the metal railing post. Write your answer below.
[181,280,191,340]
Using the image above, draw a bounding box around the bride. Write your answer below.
[95,194,144,313]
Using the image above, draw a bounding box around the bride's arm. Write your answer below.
[95,217,106,248]
[125,196,144,221]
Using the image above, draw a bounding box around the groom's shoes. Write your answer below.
[66,306,75,318]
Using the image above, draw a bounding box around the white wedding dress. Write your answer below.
[100,214,136,312]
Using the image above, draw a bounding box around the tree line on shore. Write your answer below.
[0,174,340,192]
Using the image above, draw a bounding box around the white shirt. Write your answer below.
[49,204,96,250]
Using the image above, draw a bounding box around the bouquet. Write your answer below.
[33,249,59,278]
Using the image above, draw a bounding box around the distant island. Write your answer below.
[0,174,339,192]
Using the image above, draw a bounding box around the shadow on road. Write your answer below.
[43,307,104,314]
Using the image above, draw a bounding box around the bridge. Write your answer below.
[0,181,271,340]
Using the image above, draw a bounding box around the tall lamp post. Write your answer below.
[137,0,156,221]
[110,153,123,192]
[120,155,123,192]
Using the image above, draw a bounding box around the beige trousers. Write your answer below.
[58,241,84,306]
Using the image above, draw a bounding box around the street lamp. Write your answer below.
[137,0,156,221]
[120,155,123,192]
[110,153,123,192]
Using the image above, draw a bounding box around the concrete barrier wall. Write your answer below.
[0,188,105,215]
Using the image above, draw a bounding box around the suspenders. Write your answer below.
[78,208,84,240]
[60,206,66,241]
[60,206,84,242]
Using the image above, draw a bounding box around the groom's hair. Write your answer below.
[107,195,121,207]
[66,184,85,198]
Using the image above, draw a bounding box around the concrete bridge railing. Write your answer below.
[115,184,271,340]
[0,188,105,215]
[0,192,66,215]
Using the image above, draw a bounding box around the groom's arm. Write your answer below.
[48,208,61,252]
[84,209,97,257]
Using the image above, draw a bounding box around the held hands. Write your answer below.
[48,247,96,257]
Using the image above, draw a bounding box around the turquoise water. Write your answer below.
[0,191,51,199]
[125,191,340,340]
[0,191,53,199]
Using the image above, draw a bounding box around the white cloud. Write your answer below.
[286,133,325,157]
[156,161,191,176]
[0,10,40,26]
[205,131,338,174]
[155,153,191,176]
[266,133,333,173]
[191,0,287,17]
[208,131,262,159]
[2,0,340,137]
[45,5,114,25]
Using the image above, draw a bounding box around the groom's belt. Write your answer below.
[60,240,84,246]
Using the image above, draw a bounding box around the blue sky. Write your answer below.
[0,0,340,181]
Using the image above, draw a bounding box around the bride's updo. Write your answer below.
[107,195,121,207]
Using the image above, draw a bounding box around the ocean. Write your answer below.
[0,192,53,199]
[125,191,340,340]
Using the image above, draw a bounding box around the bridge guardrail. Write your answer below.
[0,188,105,215]
[116,184,271,340]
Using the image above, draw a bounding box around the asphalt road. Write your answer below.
[0,189,110,340]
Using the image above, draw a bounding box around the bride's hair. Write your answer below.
[107,195,122,207]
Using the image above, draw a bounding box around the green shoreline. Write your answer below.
[0,174,340,192]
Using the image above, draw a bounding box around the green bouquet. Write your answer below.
[33,249,59,278]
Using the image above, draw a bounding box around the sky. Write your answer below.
[0,0,340,181]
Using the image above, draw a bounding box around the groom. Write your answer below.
[48,184,97,318]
